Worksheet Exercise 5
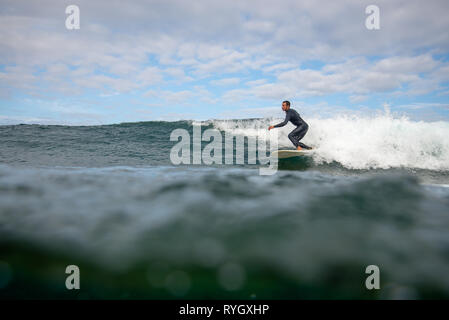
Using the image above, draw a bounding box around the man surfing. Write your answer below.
[268,100,312,150]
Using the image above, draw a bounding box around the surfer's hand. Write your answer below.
[268,126,274,130]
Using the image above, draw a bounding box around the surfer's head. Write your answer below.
[282,100,290,111]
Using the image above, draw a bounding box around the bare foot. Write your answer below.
[296,146,302,151]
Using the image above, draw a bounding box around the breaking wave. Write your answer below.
[211,114,449,171]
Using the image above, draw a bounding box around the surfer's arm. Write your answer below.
[273,113,290,128]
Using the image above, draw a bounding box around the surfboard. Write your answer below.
[271,149,313,159]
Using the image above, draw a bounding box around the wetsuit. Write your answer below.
[274,108,311,149]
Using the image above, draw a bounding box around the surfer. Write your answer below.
[268,101,312,150]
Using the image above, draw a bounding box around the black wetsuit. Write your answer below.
[274,108,311,149]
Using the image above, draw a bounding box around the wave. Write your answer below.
[1,115,449,172]
[1,165,449,298]
[210,115,449,171]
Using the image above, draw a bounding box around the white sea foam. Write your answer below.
[211,115,449,170]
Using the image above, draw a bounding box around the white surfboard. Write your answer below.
[271,149,313,159]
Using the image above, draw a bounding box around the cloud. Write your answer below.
[144,86,217,105]
[219,54,448,102]
[216,106,280,119]
[210,77,241,86]
[245,79,268,86]
[163,67,194,82]
[395,102,449,110]
[349,95,368,103]
[1,0,449,123]
[262,63,298,73]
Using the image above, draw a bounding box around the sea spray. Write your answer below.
[211,115,449,170]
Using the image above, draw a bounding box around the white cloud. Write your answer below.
[217,106,279,119]
[245,79,268,86]
[262,63,298,73]
[225,54,448,101]
[1,0,449,123]
[163,67,194,82]
[349,95,368,103]
[210,77,241,86]
[243,20,276,34]
[144,86,217,105]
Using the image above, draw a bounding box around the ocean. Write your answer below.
[1,115,449,299]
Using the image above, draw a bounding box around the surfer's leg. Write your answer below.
[288,127,302,148]
[296,126,312,149]
[289,125,312,149]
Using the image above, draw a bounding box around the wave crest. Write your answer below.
[211,115,449,171]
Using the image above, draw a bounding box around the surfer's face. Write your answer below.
[282,103,289,111]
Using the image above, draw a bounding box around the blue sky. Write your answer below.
[1,0,449,124]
